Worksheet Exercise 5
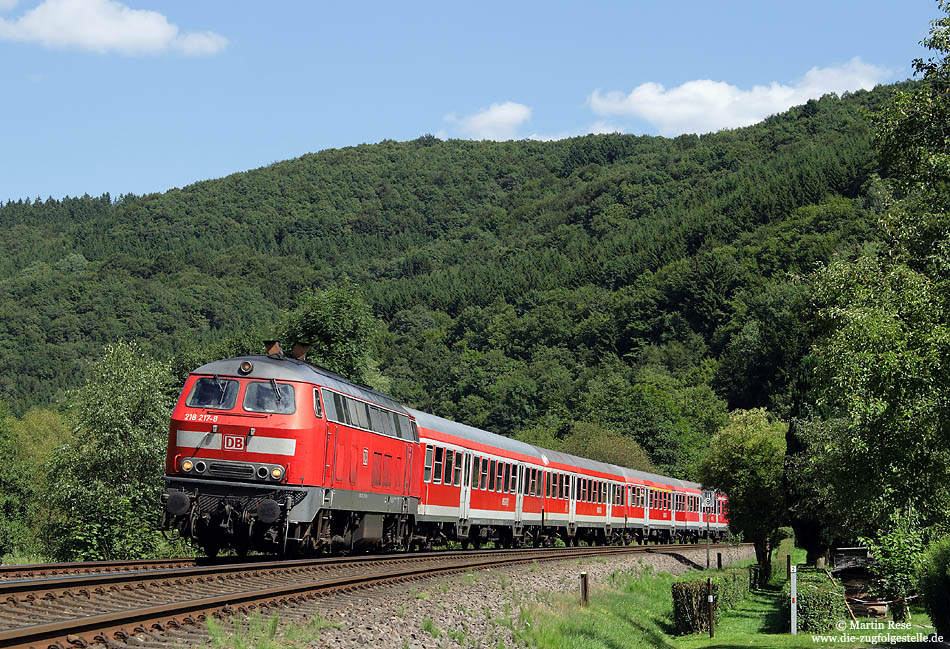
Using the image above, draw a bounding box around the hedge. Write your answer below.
[780,567,847,632]
[671,569,750,635]
[919,536,950,638]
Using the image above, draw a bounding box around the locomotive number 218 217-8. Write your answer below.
[183,413,219,423]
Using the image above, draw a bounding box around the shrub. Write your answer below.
[671,569,750,634]
[781,567,847,632]
[919,536,950,638]
[860,510,925,622]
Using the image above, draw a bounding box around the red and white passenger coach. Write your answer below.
[160,352,728,556]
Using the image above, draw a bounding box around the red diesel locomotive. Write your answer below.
[160,351,728,556]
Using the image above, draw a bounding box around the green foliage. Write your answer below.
[790,5,950,547]
[699,409,787,585]
[918,536,950,638]
[275,284,378,383]
[671,569,750,635]
[0,87,897,502]
[206,612,280,649]
[0,404,36,555]
[860,510,925,622]
[45,342,176,560]
[516,420,656,473]
[780,569,847,632]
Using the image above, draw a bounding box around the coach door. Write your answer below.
[568,475,577,526]
[515,465,525,523]
[459,452,472,520]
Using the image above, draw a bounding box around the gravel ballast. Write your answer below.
[262,545,755,649]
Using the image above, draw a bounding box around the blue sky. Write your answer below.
[0,0,938,201]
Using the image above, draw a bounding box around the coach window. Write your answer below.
[433,447,444,484]
[443,450,454,485]
[489,460,497,492]
[501,463,510,494]
[481,458,489,490]
[496,464,504,492]
[453,453,462,486]
[424,446,434,483]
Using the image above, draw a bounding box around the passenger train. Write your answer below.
[160,348,728,556]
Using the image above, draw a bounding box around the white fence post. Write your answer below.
[790,564,798,635]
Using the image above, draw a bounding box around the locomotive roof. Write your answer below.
[193,355,409,415]
[408,407,700,490]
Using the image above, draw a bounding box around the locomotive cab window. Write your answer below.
[313,388,323,419]
[243,381,295,414]
[187,377,239,410]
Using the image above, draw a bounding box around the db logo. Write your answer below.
[224,434,245,451]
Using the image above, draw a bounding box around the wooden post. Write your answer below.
[580,572,589,606]
[787,554,791,581]
[707,577,715,638]
[717,552,722,570]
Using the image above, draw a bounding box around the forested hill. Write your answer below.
[0,85,900,479]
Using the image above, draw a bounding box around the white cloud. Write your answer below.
[527,120,624,142]
[445,101,532,140]
[589,57,892,136]
[0,0,227,55]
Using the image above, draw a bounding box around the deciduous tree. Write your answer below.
[699,409,787,585]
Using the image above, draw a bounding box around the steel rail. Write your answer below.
[0,543,688,597]
[0,543,734,649]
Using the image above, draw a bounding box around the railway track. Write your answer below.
[0,543,737,649]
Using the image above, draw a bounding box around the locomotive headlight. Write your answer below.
[271,466,284,480]
[181,459,194,472]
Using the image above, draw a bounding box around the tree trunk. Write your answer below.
[753,539,772,588]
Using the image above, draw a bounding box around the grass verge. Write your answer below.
[518,544,936,649]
